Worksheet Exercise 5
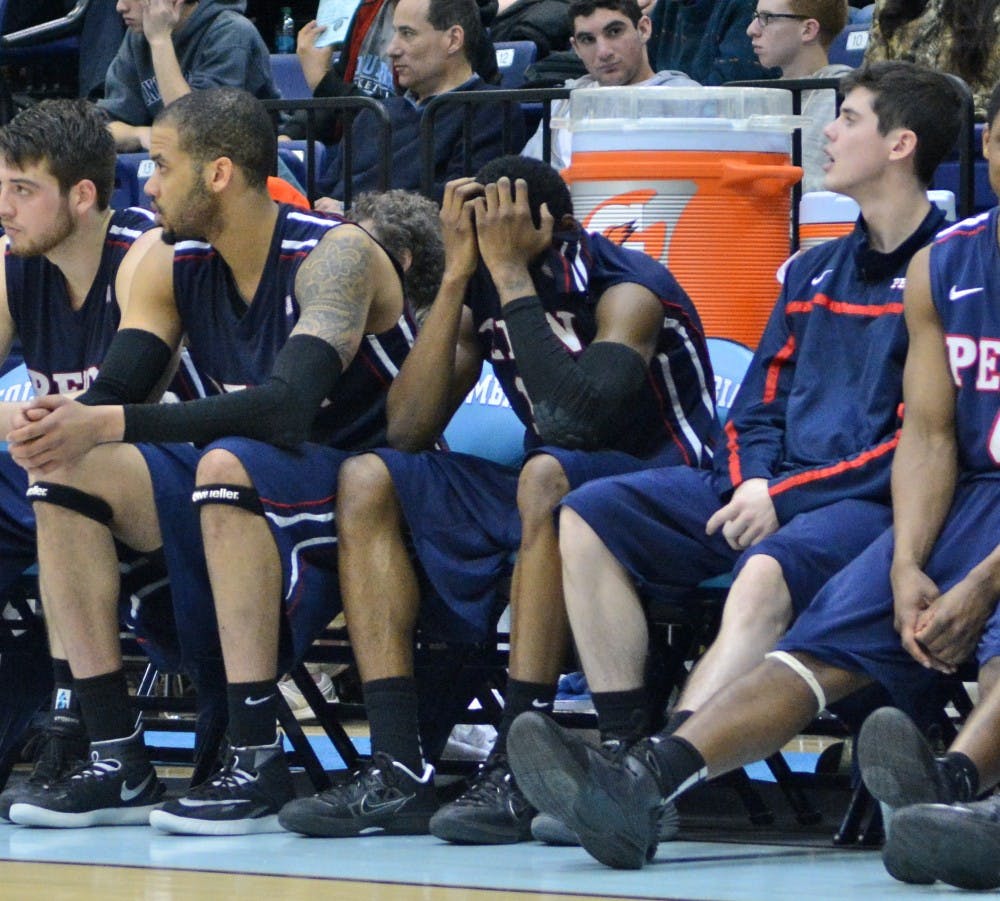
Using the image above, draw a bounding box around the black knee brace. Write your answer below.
[190,483,264,515]
[26,482,113,526]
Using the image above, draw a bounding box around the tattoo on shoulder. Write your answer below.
[295,227,374,364]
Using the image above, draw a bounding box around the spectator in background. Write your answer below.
[314,0,524,208]
[649,0,778,84]
[349,190,445,324]
[748,0,851,192]
[99,0,278,151]
[489,0,573,58]
[866,0,1000,120]
[279,0,499,144]
[522,0,698,171]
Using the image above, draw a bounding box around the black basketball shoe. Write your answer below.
[858,707,962,884]
[278,752,436,837]
[9,729,163,827]
[429,753,535,844]
[889,796,1000,891]
[0,717,89,821]
[508,711,672,869]
[149,737,294,835]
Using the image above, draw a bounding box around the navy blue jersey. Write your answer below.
[464,227,716,465]
[715,207,946,523]
[929,208,1000,477]
[171,205,415,451]
[5,207,156,396]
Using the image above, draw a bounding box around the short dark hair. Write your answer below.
[426,0,481,65]
[841,61,963,186]
[475,155,574,226]
[567,0,643,29]
[154,88,276,191]
[0,98,116,209]
[350,189,444,319]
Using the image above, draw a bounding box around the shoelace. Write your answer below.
[323,753,399,803]
[207,765,257,791]
[70,754,122,782]
[456,759,510,806]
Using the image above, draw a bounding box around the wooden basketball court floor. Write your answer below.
[0,813,957,899]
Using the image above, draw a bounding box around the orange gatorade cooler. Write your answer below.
[562,87,801,348]
[799,189,957,252]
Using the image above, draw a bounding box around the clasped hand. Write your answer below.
[6,396,100,475]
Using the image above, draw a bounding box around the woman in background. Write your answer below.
[865,0,1000,119]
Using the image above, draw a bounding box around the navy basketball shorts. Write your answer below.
[372,444,672,643]
[563,465,891,614]
[207,437,349,670]
[778,476,1000,717]
[0,452,37,593]
[137,442,214,671]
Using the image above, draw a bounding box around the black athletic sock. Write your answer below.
[50,658,83,735]
[74,669,135,743]
[496,679,556,755]
[226,680,279,748]
[363,677,424,773]
[591,688,650,743]
[940,751,980,802]
[647,733,708,800]
[662,709,693,735]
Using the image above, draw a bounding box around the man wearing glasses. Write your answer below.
[648,0,776,83]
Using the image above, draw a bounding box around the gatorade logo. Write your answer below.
[581,190,668,263]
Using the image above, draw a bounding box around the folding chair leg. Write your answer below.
[276,693,332,792]
[289,663,359,771]
[717,768,775,826]
[765,753,822,825]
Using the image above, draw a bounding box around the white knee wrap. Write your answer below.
[765,650,827,713]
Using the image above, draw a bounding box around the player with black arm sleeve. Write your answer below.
[4,87,414,834]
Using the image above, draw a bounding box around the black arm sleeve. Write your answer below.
[502,294,649,450]
[78,329,174,407]
[121,334,343,448]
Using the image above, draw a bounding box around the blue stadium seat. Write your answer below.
[115,153,156,210]
[0,361,32,403]
[848,4,874,24]
[707,336,754,426]
[494,40,538,89]
[442,361,526,467]
[278,140,327,196]
[827,22,870,67]
[934,122,995,217]
[270,53,312,100]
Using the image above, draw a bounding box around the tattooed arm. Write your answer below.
[291,223,379,368]
[7,227,390,473]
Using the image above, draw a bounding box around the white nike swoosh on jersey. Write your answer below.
[244,694,275,706]
[949,286,984,301]
[120,772,154,803]
[531,699,551,709]
[811,269,833,286]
